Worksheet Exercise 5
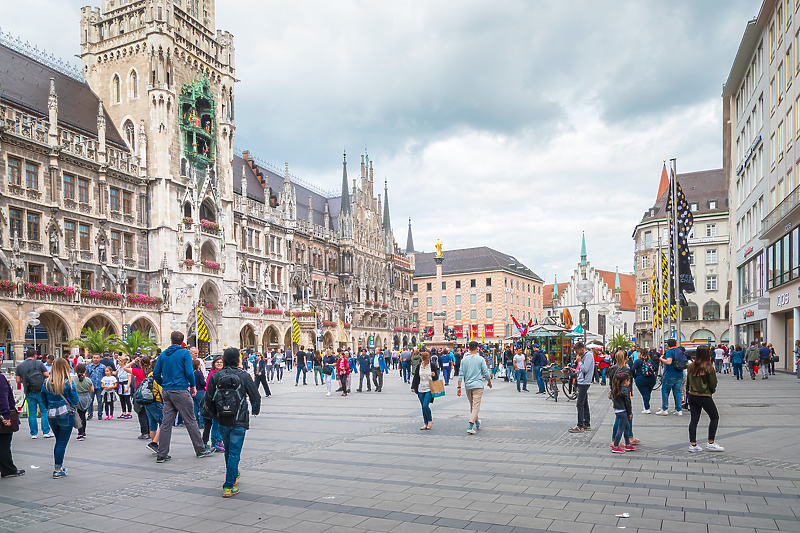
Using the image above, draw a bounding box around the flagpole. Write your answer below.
[670,158,681,348]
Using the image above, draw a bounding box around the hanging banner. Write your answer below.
[470,325,479,338]
[454,325,463,338]
[485,324,494,337]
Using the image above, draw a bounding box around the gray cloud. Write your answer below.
[4,0,761,283]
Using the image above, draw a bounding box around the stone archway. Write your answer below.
[283,328,293,350]
[263,326,280,350]
[240,324,256,351]
[323,331,334,348]
[83,313,118,336]
[34,310,71,358]
[0,309,16,361]
[129,316,158,343]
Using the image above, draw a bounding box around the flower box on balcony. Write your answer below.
[24,283,75,297]
[292,311,315,318]
[127,293,163,307]
[201,259,220,271]
[263,308,284,315]
[200,219,220,231]
[323,320,336,327]
[365,300,373,306]
[203,302,216,310]
[382,303,389,308]
[393,327,402,332]
[181,259,196,267]
[0,280,15,292]
[82,289,124,302]
[343,322,351,328]
[242,306,259,313]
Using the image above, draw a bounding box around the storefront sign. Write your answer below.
[454,325,463,338]
[736,134,761,176]
[744,246,753,257]
[743,309,754,318]
[485,324,494,337]
[471,325,479,338]
[776,293,791,307]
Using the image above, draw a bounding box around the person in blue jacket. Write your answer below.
[357,349,372,392]
[40,358,79,479]
[532,345,548,394]
[439,349,452,385]
[730,344,745,380]
[371,347,389,392]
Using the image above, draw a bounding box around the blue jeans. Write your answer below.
[88,388,103,418]
[211,419,222,446]
[144,402,163,432]
[417,391,432,424]
[401,361,411,382]
[612,410,634,439]
[193,391,205,428]
[613,412,630,447]
[515,369,527,390]
[600,367,608,385]
[25,392,50,436]
[733,362,743,379]
[49,413,73,469]
[534,366,545,392]
[661,374,683,412]
[634,376,656,410]
[218,425,246,489]
[296,365,307,384]
[442,366,451,385]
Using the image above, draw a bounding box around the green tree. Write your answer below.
[115,330,156,356]
[67,327,119,355]
[608,333,634,352]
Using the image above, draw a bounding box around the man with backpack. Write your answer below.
[153,331,216,463]
[15,348,52,439]
[657,339,686,416]
[205,347,260,498]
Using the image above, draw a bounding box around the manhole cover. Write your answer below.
[736,403,770,407]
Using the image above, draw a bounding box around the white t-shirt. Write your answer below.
[513,353,526,370]
[714,348,725,360]
[101,375,117,390]
[418,363,433,393]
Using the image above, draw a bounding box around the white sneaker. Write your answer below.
[43,432,55,438]
[705,442,724,452]
[655,410,669,416]
[467,427,477,435]
[30,434,38,439]
[674,411,683,416]
[688,444,703,452]
[642,409,651,414]
[326,391,331,397]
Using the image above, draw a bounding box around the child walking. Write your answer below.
[117,356,132,419]
[100,366,118,420]
[611,372,633,453]
[74,363,94,440]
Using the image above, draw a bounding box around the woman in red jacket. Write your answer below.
[335,353,349,397]
[596,351,611,385]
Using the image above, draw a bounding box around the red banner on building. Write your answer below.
[454,325,463,338]
[485,324,494,337]
[471,325,479,338]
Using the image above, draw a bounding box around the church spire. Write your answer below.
[383,179,391,233]
[406,218,415,253]
[553,275,558,298]
[340,151,350,216]
[580,231,587,267]
[614,267,621,293]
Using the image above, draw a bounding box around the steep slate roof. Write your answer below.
[638,168,727,226]
[232,153,341,232]
[0,42,126,147]
[414,246,543,282]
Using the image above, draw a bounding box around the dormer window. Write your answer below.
[690,203,699,212]
[709,200,717,210]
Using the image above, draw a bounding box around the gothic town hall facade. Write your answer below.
[0,0,414,361]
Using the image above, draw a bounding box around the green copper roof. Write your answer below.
[614,267,621,293]
[580,232,587,266]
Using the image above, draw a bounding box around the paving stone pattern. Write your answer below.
[0,370,798,533]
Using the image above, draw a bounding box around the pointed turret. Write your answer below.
[614,267,621,294]
[553,275,559,298]
[406,218,415,253]
[340,151,350,216]
[383,180,391,233]
[580,232,587,267]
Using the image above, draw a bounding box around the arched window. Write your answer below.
[691,329,716,343]
[185,245,193,260]
[124,120,135,151]
[113,75,121,103]
[130,70,138,98]
[681,302,699,321]
[703,301,720,320]
[183,202,192,219]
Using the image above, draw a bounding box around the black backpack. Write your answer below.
[133,376,155,405]
[672,350,688,371]
[25,362,46,394]
[211,371,245,420]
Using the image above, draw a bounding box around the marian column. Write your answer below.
[432,239,446,344]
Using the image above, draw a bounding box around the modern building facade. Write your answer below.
[756,0,800,371]
[724,13,769,348]
[413,247,543,345]
[632,169,731,348]
[0,0,412,361]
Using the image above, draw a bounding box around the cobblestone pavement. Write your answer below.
[0,369,798,533]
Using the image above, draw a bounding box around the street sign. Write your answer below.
[670,331,675,339]
[368,335,375,348]
[579,309,589,328]
[122,324,129,342]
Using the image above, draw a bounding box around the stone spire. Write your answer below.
[405,218,415,253]
[383,180,391,233]
[580,231,587,267]
[340,151,350,216]
[97,100,106,158]
[553,275,558,298]
[614,267,621,294]
[47,78,58,147]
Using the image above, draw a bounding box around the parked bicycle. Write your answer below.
[561,364,578,401]
[542,364,561,402]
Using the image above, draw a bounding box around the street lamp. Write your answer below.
[575,279,594,346]
[608,313,622,348]
[254,325,261,352]
[28,311,40,355]
[597,305,610,349]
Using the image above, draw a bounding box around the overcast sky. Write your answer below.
[5,0,760,285]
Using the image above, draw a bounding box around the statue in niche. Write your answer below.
[49,230,59,255]
[98,239,107,263]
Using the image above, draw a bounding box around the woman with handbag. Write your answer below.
[40,358,79,479]
[322,349,335,397]
[411,352,440,430]
[335,352,349,397]
[0,372,24,478]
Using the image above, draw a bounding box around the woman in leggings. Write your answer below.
[687,345,723,452]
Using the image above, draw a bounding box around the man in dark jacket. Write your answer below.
[206,347,260,498]
[532,345,548,394]
[357,349,372,392]
[502,349,514,382]
[153,331,216,463]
